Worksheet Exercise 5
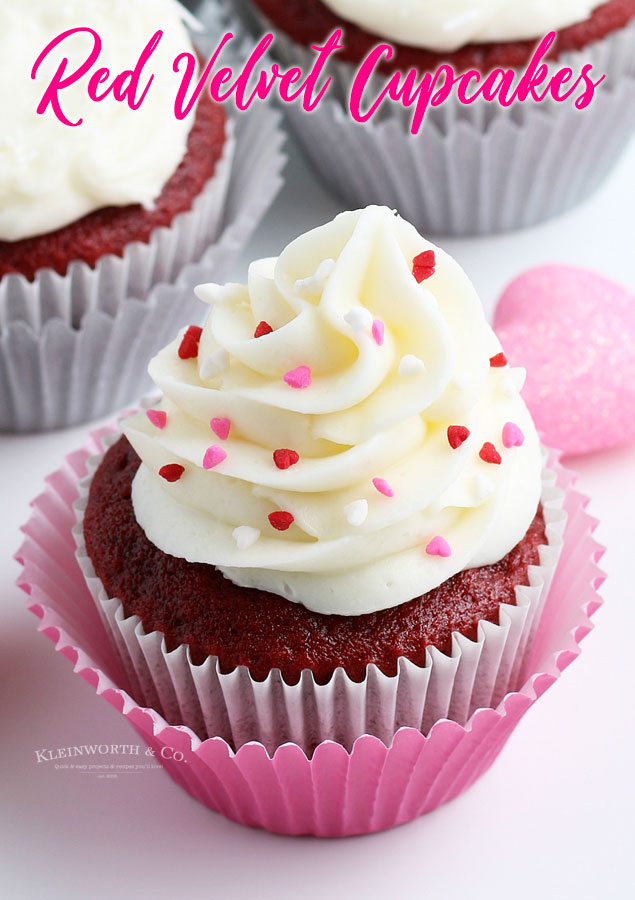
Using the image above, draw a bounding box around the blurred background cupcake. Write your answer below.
[0,0,285,432]
[230,0,635,234]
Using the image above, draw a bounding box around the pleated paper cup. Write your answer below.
[16,423,604,836]
[0,106,285,432]
[232,0,635,234]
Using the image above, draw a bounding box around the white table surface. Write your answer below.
[1,131,634,900]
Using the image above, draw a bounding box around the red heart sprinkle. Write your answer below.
[268,511,294,531]
[159,463,185,482]
[447,425,470,449]
[178,325,203,360]
[254,321,273,338]
[273,448,300,469]
[412,251,436,283]
[479,442,502,465]
[489,352,508,368]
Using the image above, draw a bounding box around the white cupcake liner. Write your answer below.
[71,427,565,757]
[0,106,286,432]
[18,424,603,835]
[230,1,635,233]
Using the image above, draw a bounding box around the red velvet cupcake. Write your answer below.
[0,0,240,432]
[74,207,566,754]
[232,0,635,234]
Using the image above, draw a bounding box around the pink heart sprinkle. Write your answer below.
[372,319,385,346]
[372,477,394,497]
[146,409,167,430]
[203,445,227,469]
[426,536,452,558]
[284,365,312,389]
[502,422,525,448]
[210,417,231,440]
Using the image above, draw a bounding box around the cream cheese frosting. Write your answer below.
[123,206,542,616]
[321,0,604,53]
[0,0,196,242]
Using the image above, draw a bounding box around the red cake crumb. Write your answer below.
[0,97,226,281]
[250,0,635,74]
[84,436,547,686]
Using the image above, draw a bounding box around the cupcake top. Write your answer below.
[0,0,196,241]
[123,207,542,616]
[321,0,605,52]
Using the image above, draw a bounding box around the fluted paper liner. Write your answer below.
[232,0,635,234]
[16,422,604,836]
[0,105,286,431]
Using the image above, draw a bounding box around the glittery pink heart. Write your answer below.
[494,265,635,456]
[210,417,231,440]
[146,409,167,430]
[203,445,227,469]
[425,536,451,558]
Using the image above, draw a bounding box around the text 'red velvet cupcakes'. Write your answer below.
[234,0,635,234]
[0,0,285,432]
[73,207,566,758]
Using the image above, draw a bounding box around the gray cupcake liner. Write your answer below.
[0,105,286,432]
[230,1,635,233]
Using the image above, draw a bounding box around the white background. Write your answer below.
[1,130,634,899]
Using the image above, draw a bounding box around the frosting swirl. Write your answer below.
[0,0,196,241]
[124,207,542,616]
[321,0,604,52]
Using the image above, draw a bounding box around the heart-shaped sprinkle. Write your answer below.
[372,319,385,346]
[372,477,394,497]
[203,445,227,469]
[494,264,635,455]
[344,499,368,526]
[146,409,167,430]
[344,307,373,332]
[413,250,436,282]
[447,425,470,449]
[232,525,260,549]
[502,422,525,448]
[273,448,300,469]
[294,258,335,296]
[284,365,311,389]
[200,348,229,380]
[178,325,203,360]
[479,442,502,465]
[268,510,294,531]
[254,320,273,338]
[489,352,508,368]
[210,417,231,440]
[159,463,184,482]
[473,473,494,502]
[398,354,425,376]
[425,535,451,557]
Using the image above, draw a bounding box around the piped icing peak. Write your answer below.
[124,207,541,615]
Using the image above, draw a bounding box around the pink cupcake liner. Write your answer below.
[16,426,604,837]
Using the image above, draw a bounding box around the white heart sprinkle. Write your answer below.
[232,526,261,550]
[344,499,368,526]
[398,354,425,376]
[294,258,335,296]
[500,366,527,398]
[473,474,494,502]
[200,348,229,380]
[344,307,373,332]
